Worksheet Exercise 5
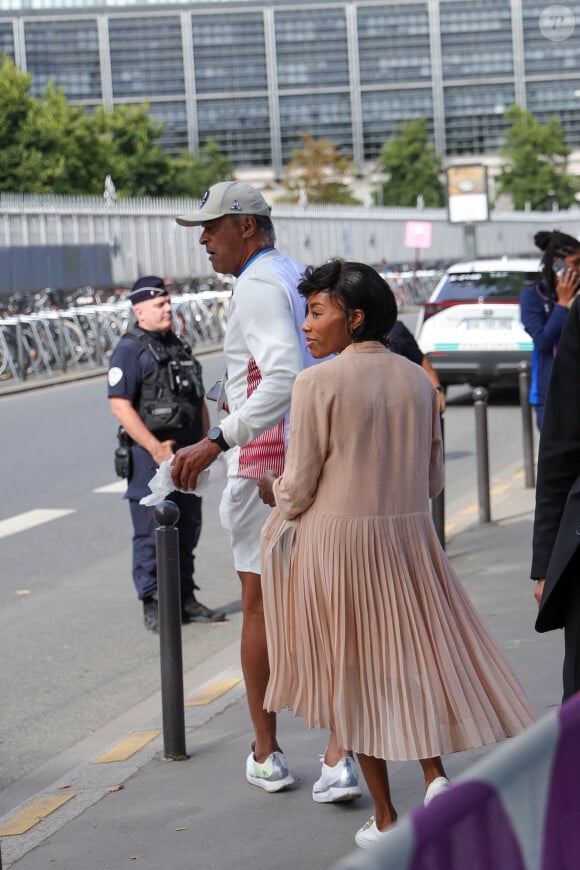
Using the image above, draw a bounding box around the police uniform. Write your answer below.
[108,321,208,613]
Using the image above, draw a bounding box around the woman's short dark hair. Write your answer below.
[298,259,398,344]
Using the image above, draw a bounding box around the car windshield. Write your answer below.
[436,271,540,302]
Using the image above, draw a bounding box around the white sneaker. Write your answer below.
[312,755,362,803]
[355,816,393,849]
[245,749,295,793]
[424,776,451,806]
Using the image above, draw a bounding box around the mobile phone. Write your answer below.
[553,257,567,276]
[206,380,222,401]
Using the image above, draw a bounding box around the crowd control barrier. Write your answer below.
[333,693,580,870]
[0,291,230,385]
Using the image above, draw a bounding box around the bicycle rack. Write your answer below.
[0,320,19,380]
[0,292,232,386]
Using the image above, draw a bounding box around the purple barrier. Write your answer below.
[333,693,580,870]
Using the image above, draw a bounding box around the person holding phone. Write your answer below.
[520,230,580,430]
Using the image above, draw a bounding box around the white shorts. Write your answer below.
[219,476,272,574]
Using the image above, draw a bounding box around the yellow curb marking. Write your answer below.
[185,677,241,707]
[0,793,75,836]
[92,729,162,764]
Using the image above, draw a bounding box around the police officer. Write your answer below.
[108,275,226,632]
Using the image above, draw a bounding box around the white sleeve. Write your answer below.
[220,275,303,448]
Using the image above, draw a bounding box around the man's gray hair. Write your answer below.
[232,213,276,247]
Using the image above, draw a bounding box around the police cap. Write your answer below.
[129,275,169,306]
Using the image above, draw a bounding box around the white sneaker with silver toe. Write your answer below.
[424,776,451,805]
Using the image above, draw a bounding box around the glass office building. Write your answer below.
[2,0,580,177]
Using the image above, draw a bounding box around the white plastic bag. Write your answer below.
[140,453,227,506]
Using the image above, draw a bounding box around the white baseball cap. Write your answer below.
[176,181,272,227]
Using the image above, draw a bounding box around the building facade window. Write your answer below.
[24,18,101,100]
[109,16,184,98]
[146,100,189,155]
[0,22,15,59]
[357,4,431,85]
[0,0,579,171]
[439,0,514,78]
[275,8,349,88]
[191,13,267,94]
[361,88,434,158]
[279,92,353,163]
[444,82,515,155]
[197,96,271,166]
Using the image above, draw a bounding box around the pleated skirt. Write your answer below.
[260,506,535,762]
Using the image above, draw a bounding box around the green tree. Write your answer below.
[280,133,361,205]
[0,56,235,197]
[164,140,235,197]
[16,83,101,193]
[89,104,173,197]
[0,55,35,190]
[376,117,444,207]
[497,105,578,210]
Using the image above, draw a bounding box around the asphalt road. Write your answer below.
[0,342,531,804]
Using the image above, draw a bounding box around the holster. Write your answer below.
[114,427,133,479]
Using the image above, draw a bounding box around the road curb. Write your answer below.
[0,640,244,868]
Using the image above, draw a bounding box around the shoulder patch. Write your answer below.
[108,366,124,387]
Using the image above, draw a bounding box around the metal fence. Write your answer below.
[0,291,231,385]
[0,269,443,387]
[3,193,580,293]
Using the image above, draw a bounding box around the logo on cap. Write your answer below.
[230,200,242,212]
[200,189,210,207]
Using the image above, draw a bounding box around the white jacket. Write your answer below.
[219,249,312,479]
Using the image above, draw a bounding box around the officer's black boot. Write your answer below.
[143,595,159,633]
[181,592,227,624]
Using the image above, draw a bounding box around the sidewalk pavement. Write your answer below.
[0,468,564,870]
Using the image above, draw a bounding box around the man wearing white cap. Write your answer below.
[172,183,360,802]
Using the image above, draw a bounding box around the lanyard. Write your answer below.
[238,247,275,276]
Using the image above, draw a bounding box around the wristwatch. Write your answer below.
[207,426,230,452]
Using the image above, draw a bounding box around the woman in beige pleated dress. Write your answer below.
[258,260,535,849]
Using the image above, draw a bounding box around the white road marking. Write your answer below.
[93,481,126,494]
[0,509,75,540]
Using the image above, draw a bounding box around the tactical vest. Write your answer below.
[125,327,204,436]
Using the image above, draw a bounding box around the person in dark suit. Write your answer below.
[388,320,446,414]
[531,295,580,700]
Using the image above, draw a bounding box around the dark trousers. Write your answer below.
[129,491,202,601]
[563,574,580,701]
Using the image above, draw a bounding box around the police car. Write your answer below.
[415,257,541,388]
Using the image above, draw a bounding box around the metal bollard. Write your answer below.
[472,386,491,524]
[154,499,188,760]
[518,360,535,488]
[431,413,446,550]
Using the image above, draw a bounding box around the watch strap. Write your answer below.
[208,427,229,452]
